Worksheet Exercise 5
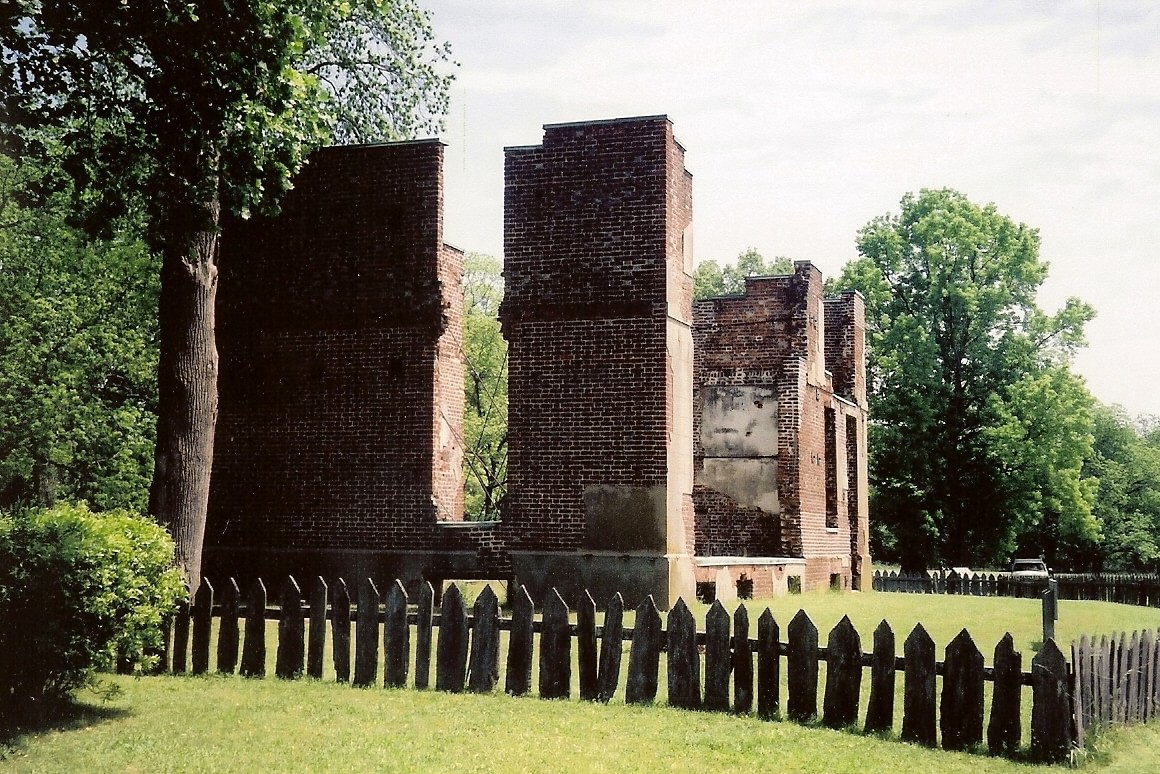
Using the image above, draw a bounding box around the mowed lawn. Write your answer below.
[4,591,1160,773]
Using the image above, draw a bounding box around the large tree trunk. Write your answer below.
[149,201,220,591]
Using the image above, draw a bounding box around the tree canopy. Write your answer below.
[0,154,158,512]
[693,248,792,300]
[836,189,1098,571]
[1085,405,1160,571]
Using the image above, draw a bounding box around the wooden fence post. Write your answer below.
[414,581,434,690]
[240,578,266,678]
[353,578,379,688]
[331,578,351,684]
[1126,631,1139,723]
[191,580,213,675]
[703,600,731,711]
[988,632,1023,755]
[1031,639,1073,763]
[1072,635,1092,747]
[733,604,753,714]
[577,590,598,701]
[822,615,861,729]
[1144,629,1157,722]
[1098,634,1111,724]
[940,629,984,750]
[1114,632,1127,723]
[385,580,411,689]
[864,620,895,734]
[902,623,936,747]
[596,592,624,704]
[217,578,240,675]
[1042,587,1056,642]
[757,608,779,719]
[539,589,571,700]
[787,609,819,722]
[436,583,468,693]
[307,577,327,680]
[626,595,661,705]
[467,585,499,694]
[668,598,702,710]
[276,575,304,679]
[172,597,190,674]
[505,585,534,697]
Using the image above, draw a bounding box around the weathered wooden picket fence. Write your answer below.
[1071,628,1160,748]
[168,576,1076,763]
[873,570,1160,606]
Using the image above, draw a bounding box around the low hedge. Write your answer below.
[0,502,185,726]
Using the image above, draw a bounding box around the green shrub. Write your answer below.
[0,503,185,725]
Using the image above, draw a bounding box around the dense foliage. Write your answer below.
[836,189,1098,571]
[1085,406,1160,571]
[0,503,185,726]
[692,248,792,300]
[0,155,158,512]
[462,254,507,521]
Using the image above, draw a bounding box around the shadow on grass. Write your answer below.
[1,696,130,757]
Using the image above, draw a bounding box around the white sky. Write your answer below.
[423,0,1160,418]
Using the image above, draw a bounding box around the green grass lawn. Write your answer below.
[3,673,1160,773]
[4,591,1160,772]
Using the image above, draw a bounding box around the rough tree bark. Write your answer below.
[149,198,220,591]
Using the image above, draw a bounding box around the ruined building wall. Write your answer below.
[500,116,695,606]
[204,141,464,583]
[824,291,871,590]
[692,262,869,591]
[203,118,869,600]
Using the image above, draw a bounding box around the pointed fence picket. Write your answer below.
[668,598,700,710]
[466,585,498,693]
[733,605,753,715]
[167,574,1149,765]
[595,592,623,704]
[864,620,894,734]
[577,591,599,702]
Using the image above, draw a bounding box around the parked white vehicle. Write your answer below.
[1009,558,1051,578]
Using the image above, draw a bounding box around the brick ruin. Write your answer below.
[203,116,870,606]
[500,117,695,604]
[693,266,871,596]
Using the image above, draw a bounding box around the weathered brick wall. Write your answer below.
[206,141,463,563]
[824,291,866,406]
[692,262,869,590]
[202,117,868,599]
[825,291,871,588]
[499,116,695,604]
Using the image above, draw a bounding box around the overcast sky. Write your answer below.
[423,0,1160,418]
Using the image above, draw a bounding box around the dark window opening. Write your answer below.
[825,406,838,529]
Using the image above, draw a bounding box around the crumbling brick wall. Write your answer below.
[204,117,869,599]
[824,291,871,588]
[206,141,464,570]
[693,263,870,590]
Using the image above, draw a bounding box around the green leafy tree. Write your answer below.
[2,1,453,586]
[693,248,793,300]
[837,189,1098,571]
[1085,405,1160,571]
[462,253,507,521]
[0,154,158,512]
